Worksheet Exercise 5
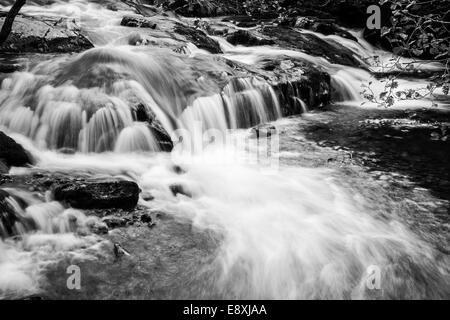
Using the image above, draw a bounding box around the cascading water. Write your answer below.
[0,46,281,153]
[1,0,449,299]
[0,187,106,299]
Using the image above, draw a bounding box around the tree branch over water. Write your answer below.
[0,0,26,46]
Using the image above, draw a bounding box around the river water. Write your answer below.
[0,0,449,299]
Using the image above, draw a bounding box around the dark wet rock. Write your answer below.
[223,16,260,28]
[53,181,140,210]
[226,30,275,46]
[0,174,12,185]
[121,15,157,29]
[140,212,152,223]
[132,103,174,152]
[293,17,357,42]
[172,165,186,175]
[0,14,94,53]
[0,63,21,73]
[0,131,33,168]
[173,23,222,54]
[149,121,174,152]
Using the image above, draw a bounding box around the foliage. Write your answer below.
[242,0,285,18]
[362,0,449,107]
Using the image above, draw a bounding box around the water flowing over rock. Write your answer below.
[292,17,357,42]
[260,26,364,68]
[0,0,449,301]
[53,180,140,210]
[0,14,93,53]
[0,131,33,168]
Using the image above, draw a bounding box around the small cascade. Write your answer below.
[223,78,281,128]
[114,122,160,153]
[179,77,281,132]
[0,188,100,239]
[0,188,104,299]
[0,47,284,154]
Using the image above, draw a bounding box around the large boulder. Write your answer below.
[53,180,140,210]
[0,131,33,168]
[0,14,94,53]
[173,23,222,54]
[121,15,157,29]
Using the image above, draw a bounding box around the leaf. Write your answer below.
[381,26,392,37]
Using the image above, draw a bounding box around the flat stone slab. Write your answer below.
[0,14,94,53]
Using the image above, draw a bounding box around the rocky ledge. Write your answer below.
[120,15,222,54]
[53,180,140,210]
[0,13,94,53]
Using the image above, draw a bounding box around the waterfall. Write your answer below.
[1,0,449,300]
[0,47,283,154]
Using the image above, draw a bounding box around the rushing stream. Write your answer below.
[0,0,449,299]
